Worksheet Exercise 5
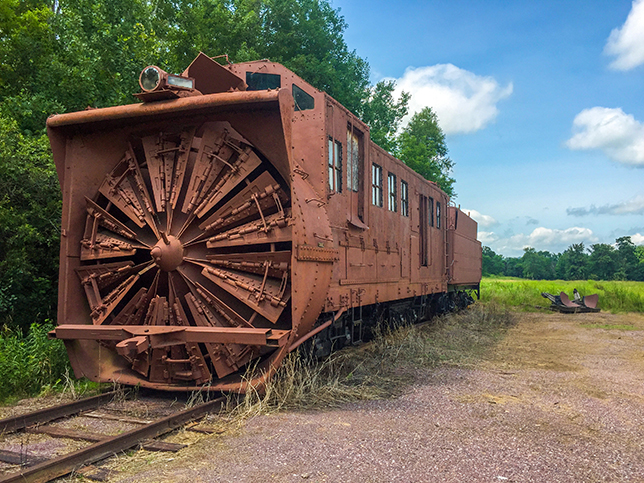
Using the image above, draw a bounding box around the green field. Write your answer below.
[481,277,644,313]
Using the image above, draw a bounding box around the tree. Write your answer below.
[615,236,642,281]
[520,247,556,280]
[397,107,456,197]
[359,80,410,153]
[504,257,523,278]
[588,243,619,280]
[157,0,372,115]
[556,243,588,280]
[0,116,61,332]
[482,246,504,276]
[615,236,644,281]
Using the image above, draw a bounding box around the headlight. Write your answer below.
[139,66,164,92]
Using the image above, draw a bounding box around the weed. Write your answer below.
[228,303,515,419]
[0,321,71,403]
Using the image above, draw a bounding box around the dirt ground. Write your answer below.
[83,310,643,483]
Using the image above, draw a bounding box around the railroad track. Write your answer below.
[0,391,225,483]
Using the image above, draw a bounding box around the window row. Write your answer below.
[371,163,440,226]
[327,142,441,225]
[373,164,407,214]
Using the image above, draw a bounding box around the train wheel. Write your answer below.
[75,122,292,386]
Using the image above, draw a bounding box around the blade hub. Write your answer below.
[150,235,184,272]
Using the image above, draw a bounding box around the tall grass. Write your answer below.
[481,277,644,313]
[233,303,515,416]
[0,322,71,403]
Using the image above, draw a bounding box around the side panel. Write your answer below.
[447,207,482,286]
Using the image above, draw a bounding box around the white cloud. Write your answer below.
[392,64,513,134]
[478,231,499,245]
[511,227,597,248]
[632,233,644,245]
[605,0,644,71]
[483,227,598,255]
[463,209,497,228]
[566,107,644,166]
[567,194,644,216]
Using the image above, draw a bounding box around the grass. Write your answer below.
[229,303,516,418]
[0,322,73,404]
[481,277,644,313]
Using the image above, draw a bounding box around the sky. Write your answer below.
[331,0,644,257]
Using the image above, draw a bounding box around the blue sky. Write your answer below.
[332,0,644,256]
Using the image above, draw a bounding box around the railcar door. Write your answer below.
[347,124,365,229]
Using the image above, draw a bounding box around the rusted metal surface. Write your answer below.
[47,52,481,392]
[446,206,482,288]
[0,392,117,434]
[51,325,290,346]
[0,396,224,483]
[25,426,185,452]
[541,291,600,313]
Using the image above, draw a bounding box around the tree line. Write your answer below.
[1,0,454,332]
[483,237,644,281]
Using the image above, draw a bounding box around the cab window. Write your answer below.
[246,72,281,90]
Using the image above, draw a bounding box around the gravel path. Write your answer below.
[84,312,644,481]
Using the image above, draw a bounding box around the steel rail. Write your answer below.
[0,396,225,483]
[0,391,118,434]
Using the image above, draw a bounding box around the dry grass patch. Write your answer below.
[230,303,516,420]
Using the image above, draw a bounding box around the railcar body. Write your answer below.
[47,53,481,392]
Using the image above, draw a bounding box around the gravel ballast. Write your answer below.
[102,311,644,483]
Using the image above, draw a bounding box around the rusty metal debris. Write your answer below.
[541,291,600,313]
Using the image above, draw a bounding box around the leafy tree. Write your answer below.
[636,245,644,263]
[588,243,619,280]
[615,236,643,281]
[0,0,60,133]
[556,243,588,280]
[158,0,372,115]
[359,80,410,153]
[520,247,556,280]
[482,246,504,276]
[397,107,455,197]
[48,0,162,110]
[504,257,523,278]
[0,116,61,332]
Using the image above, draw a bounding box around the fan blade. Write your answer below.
[206,250,290,278]
[206,208,292,249]
[98,147,159,236]
[199,171,288,234]
[193,146,263,218]
[201,266,290,323]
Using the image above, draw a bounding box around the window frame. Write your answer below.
[401,180,409,217]
[428,197,434,227]
[419,194,428,266]
[387,172,397,212]
[245,72,281,91]
[372,163,383,207]
[328,137,343,193]
[293,84,314,111]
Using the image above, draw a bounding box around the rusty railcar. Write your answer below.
[47,53,481,392]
